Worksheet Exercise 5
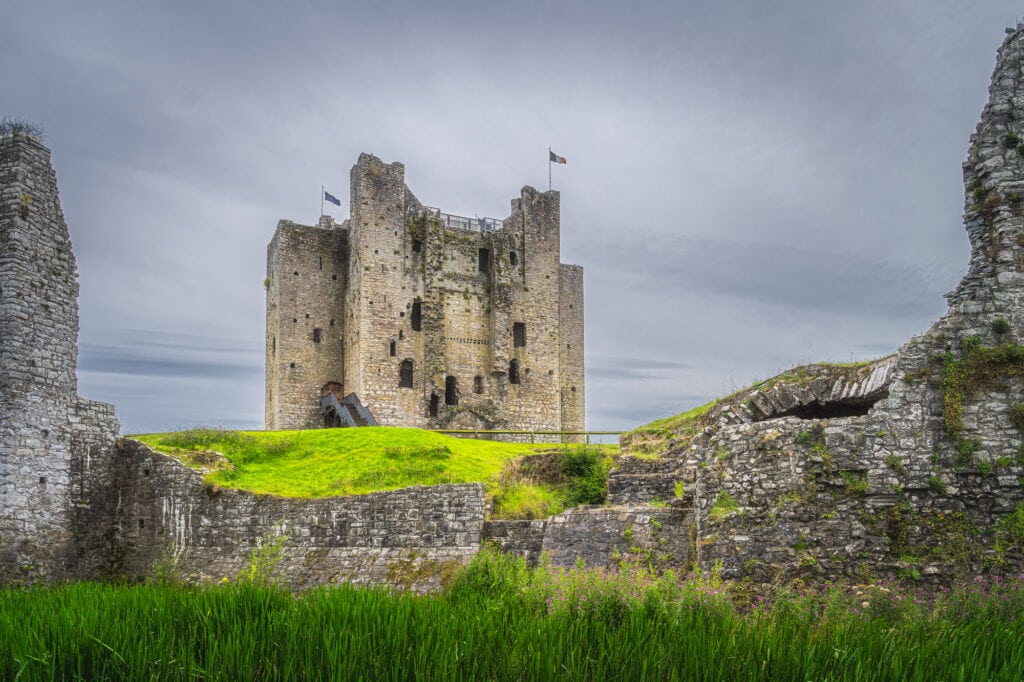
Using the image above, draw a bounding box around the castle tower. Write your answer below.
[265,217,346,430]
[265,154,585,437]
[0,129,119,583]
[344,154,419,424]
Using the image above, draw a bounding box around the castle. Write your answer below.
[5,23,1024,591]
[265,154,585,435]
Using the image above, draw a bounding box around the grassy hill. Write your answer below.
[133,427,616,519]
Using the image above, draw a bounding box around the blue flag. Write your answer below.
[324,190,341,206]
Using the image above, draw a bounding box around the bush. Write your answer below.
[561,447,608,507]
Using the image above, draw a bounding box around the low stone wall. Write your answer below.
[117,440,487,592]
[540,505,690,569]
[482,519,547,565]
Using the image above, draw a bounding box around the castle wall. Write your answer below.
[265,220,346,430]
[559,264,585,436]
[117,440,485,592]
[0,134,118,584]
[493,189,565,436]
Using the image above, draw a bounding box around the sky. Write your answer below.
[3,0,1022,434]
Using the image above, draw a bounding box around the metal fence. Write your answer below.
[423,207,504,232]
[432,429,624,444]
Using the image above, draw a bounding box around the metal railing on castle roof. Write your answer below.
[423,207,504,232]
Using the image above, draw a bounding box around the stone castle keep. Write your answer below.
[5,24,1024,590]
[265,154,584,434]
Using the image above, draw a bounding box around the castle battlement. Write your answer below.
[265,155,585,436]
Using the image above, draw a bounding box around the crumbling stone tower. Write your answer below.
[266,154,585,435]
[0,130,119,583]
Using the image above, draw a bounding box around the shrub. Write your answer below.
[561,447,608,507]
[993,317,1011,335]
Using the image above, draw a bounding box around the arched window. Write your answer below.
[399,360,414,388]
[509,359,520,384]
[429,394,439,417]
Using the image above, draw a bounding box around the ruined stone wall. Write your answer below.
[117,439,486,592]
[0,133,118,584]
[592,25,1024,587]
[265,220,346,429]
[540,505,690,570]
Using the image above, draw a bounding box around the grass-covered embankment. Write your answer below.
[134,427,616,519]
[3,551,1024,680]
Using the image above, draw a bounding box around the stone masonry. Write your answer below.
[606,24,1024,586]
[265,155,585,437]
[0,130,119,584]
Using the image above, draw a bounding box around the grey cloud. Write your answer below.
[79,344,261,381]
[6,0,1022,433]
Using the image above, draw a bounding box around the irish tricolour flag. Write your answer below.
[549,150,567,164]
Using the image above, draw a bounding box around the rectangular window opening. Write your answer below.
[411,301,422,331]
[513,322,526,348]
[399,360,414,388]
[478,248,490,274]
[312,328,322,343]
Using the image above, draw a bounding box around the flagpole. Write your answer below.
[548,147,552,191]
[320,185,324,218]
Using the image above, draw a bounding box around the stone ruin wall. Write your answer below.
[265,153,585,438]
[115,439,486,591]
[0,133,120,584]
[600,24,1024,586]
[112,438,679,591]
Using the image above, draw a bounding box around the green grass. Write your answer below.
[134,427,617,519]
[3,550,1024,680]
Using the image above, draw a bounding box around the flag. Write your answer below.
[549,150,567,164]
[324,190,341,206]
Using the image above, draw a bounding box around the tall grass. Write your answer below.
[3,551,1024,680]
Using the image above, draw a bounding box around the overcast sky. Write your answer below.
[3,1,1022,434]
